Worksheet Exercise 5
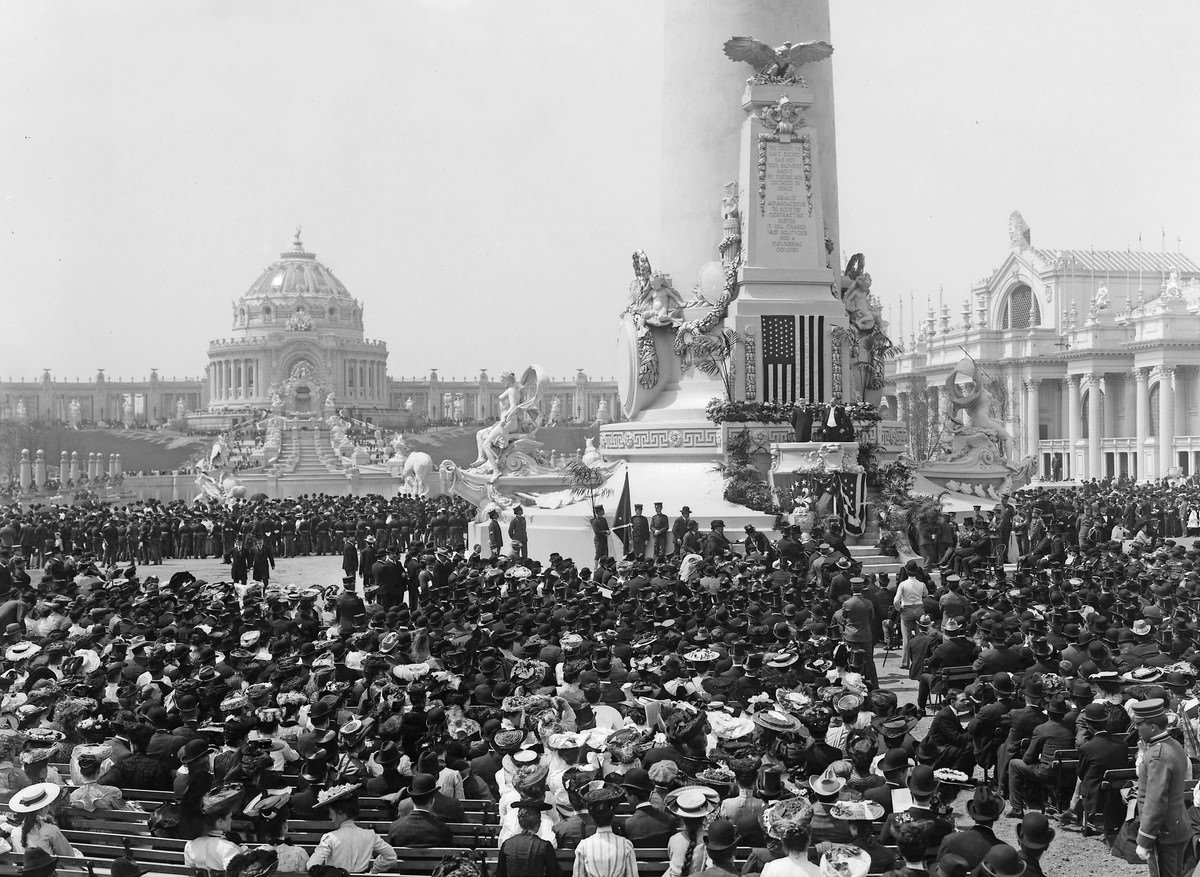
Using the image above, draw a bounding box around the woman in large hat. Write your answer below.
[182,784,245,877]
[664,785,720,877]
[243,788,307,874]
[7,783,72,857]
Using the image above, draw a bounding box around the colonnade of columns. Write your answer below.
[344,358,386,401]
[896,366,1186,481]
[210,357,260,401]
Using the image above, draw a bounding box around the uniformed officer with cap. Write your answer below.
[1132,697,1190,875]
[649,503,669,560]
[629,504,649,558]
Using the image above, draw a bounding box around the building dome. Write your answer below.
[243,232,351,301]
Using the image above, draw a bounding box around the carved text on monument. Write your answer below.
[763,141,809,256]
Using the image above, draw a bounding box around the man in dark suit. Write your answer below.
[1075,701,1130,834]
[386,773,454,847]
[341,535,358,580]
[487,509,503,559]
[334,577,366,632]
[937,786,1006,872]
[507,505,528,560]
[791,401,814,442]
[1008,693,1076,818]
[390,772,466,822]
[926,692,976,774]
[358,536,377,588]
[616,768,675,847]
[671,506,692,558]
[371,548,404,610]
[917,616,978,712]
[250,537,274,586]
[837,579,877,686]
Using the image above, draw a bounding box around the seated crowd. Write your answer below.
[0,480,1193,876]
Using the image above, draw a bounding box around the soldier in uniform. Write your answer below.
[629,504,650,559]
[590,506,610,566]
[1132,698,1190,876]
[650,502,670,561]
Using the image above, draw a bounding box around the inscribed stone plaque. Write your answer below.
[763,139,811,262]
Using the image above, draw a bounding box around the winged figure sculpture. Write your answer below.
[723,37,833,81]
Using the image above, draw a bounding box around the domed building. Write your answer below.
[0,233,620,432]
[207,232,390,415]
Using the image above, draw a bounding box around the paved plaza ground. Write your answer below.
[142,554,1131,875]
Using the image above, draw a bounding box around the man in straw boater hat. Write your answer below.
[306,782,397,873]
[1130,697,1191,876]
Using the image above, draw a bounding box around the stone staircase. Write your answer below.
[293,427,340,476]
[268,427,341,477]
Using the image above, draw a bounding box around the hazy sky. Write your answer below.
[2,1,1198,385]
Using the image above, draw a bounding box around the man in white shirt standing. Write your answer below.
[893,563,929,669]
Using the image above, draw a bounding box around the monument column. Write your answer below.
[1024,378,1040,462]
[1157,366,1176,477]
[1133,367,1148,480]
[1085,373,1102,478]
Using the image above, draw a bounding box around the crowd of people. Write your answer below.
[0,479,1192,876]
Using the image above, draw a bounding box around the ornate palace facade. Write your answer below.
[0,235,620,429]
[885,212,1200,482]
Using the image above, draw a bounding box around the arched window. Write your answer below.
[1000,284,1041,330]
[262,305,272,322]
[1081,394,1089,439]
[328,306,338,321]
[1149,383,1160,436]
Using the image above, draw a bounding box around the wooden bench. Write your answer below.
[931,664,977,706]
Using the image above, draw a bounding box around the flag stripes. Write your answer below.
[760,314,826,403]
[761,315,796,404]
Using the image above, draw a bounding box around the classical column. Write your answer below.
[1085,373,1102,479]
[1157,366,1176,477]
[225,360,233,399]
[242,359,249,399]
[897,390,910,424]
[1065,376,1084,477]
[1133,367,1149,480]
[1024,378,1040,461]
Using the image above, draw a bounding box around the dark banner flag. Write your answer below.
[611,470,632,554]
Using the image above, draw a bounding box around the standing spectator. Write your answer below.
[508,506,528,560]
[488,510,503,559]
[1132,698,1190,875]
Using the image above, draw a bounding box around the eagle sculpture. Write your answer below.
[723,37,833,80]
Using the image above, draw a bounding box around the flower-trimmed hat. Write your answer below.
[314,783,361,809]
[762,796,815,840]
[201,783,244,817]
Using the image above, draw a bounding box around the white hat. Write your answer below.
[10,782,60,813]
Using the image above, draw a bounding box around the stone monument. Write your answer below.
[599,0,849,530]
[68,398,81,428]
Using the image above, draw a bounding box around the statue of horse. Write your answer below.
[400,451,434,497]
